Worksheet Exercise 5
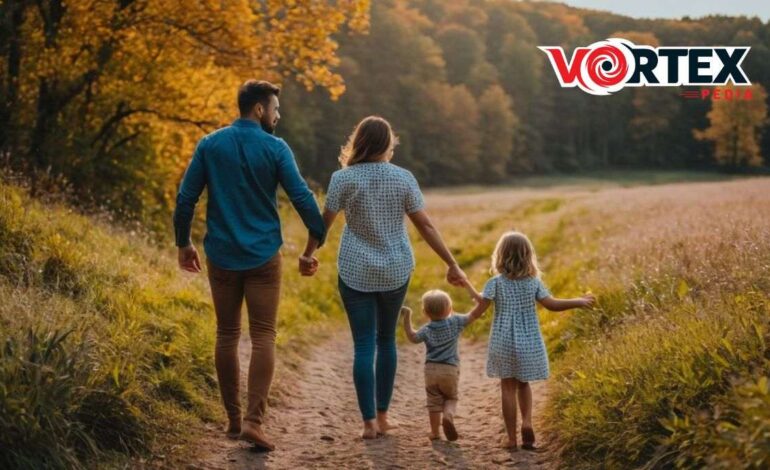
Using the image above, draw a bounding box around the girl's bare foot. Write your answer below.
[521,426,536,450]
[361,420,379,439]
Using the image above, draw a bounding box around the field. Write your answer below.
[421,177,770,468]
[1,175,769,468]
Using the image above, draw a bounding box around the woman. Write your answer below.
[302,116,468,439]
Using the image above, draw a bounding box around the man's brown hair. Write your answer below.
[238,80,280,116]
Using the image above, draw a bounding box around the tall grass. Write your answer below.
[3,175,769,468]
[0,183,218,468]
[412,178,770,468]
[0,182,346,468]
[537,179,770,469]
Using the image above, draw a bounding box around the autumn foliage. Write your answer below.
[0,0,368,226]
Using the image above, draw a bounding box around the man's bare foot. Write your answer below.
[442,414,458,441]
[362,420,379,439]
[500,436,518,450]
[239,421,275,451]
[225,418,241,440]
[376,411,399,434]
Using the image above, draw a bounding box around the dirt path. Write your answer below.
[192,331,554,469]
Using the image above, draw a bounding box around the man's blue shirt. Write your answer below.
[173,118,325,270]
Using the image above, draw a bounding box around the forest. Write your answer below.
[1,0,769,229]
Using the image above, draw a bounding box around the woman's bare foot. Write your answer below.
[361,420,379,439]
[239,421,275,451]
[376,411,399,434]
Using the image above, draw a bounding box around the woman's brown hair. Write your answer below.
[339,116,399,167]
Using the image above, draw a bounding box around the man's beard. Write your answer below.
[260,115,276,134]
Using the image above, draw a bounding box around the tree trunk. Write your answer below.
[0,0,29,161]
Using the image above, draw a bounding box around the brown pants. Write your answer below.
[425,362,460,412]
[207,253,282,425]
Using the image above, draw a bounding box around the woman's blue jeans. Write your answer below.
[338,276,410,421]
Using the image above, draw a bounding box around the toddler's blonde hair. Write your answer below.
[421,289,452,319]
[491,231,541,279]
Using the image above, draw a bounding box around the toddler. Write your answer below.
[401,288,483,441]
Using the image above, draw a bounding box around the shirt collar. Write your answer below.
[232,118,263,129]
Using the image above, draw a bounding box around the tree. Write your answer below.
[0,0,369,223]
[436,24,485,85]
[478,85,517,181]
[694,84,768,167]
[406,82,481,184]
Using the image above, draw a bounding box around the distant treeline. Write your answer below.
[1,0,768,229]
[279,0,770,187]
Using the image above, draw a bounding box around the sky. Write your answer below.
[552,0,770,21]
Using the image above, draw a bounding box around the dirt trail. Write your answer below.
[192,331,554,469]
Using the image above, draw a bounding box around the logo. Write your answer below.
[538,38,750,96]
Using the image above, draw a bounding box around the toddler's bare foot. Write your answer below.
[361,420,379,439]
[442,414,458,441]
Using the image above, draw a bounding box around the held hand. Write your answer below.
[580,293,596,309]
[178,245,202,273]
[400,306,412,319]
[446,263,468,287]
[298,255,319,276]
[461,278,484,303]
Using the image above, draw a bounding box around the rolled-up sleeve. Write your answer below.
[405,173,425,214]
[276,141,326,247]
[173,139,207,247]
[324,171,343,213]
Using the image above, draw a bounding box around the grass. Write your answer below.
[534,178,770,469]
[410,177,770,468]
[0,182,346,468]
[0,183,218,468]
[427,169,739,195]
[3,174,770,468]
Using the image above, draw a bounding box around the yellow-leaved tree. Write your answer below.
[0,0,369,227]
[694,84,768,167]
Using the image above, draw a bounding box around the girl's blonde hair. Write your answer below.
[338,116,399,167]
[491,231,541,279]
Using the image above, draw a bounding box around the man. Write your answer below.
[173,80,324,451]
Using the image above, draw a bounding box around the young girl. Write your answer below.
[467,231,595,450]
